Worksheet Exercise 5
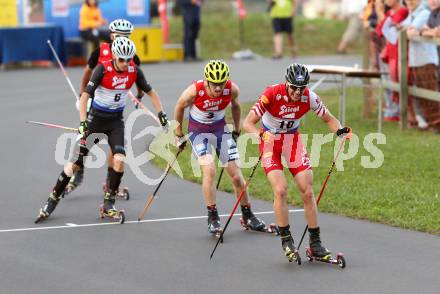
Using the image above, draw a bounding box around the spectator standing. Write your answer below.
[79,0,108,49]
[364,0,386,70]
[178,0,201,61]
[377,0,408,121]
[403,0,440,129]
[337,0,367,54]
[421,0,440,88]
[268,0,297,58]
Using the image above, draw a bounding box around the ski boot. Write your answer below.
[35,191,61,223]
[102,183,130,200]
[207,208,223,241]
[281,235,301,264]
[63,168,84,197]
[239,205,279,235]
[305,227,346,268]
[99,191,125,224]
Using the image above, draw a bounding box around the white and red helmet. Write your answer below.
[109,19,134,36]
[111,37,136,59]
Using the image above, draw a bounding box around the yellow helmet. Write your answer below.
[204,60,230,83]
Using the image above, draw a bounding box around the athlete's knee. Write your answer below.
[112,153,125,170]
[203,165,216,180]
[301,185,314,203]
[230,173,244,188]
[273,184,288,200]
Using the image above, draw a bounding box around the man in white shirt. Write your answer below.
[403,0,440,130]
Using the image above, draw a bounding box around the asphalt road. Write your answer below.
[0,56,438,294]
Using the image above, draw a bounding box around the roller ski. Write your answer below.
[305,227,345,268]
[305,247,346,268]
[239,205,279,235]
[281,236,301,264]
[62,168,84,197]
[35,191,61,223]
[99,192,125,224]
[102,183,130,200]
[207,208,223,242]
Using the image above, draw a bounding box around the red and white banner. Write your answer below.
[158,0,169,43]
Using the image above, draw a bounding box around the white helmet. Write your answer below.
[112,37,136,59]
[109,19,134,36]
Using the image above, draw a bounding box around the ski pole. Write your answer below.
[210,152,263,260]
[297,133,351,250]
[138,148,184,221]
[216,168,224,190]
[127,91,161,125]
[47,40,79,102]
[26,120,78,132]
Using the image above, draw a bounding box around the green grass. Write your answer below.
[150,87,440,235]
[163,13,363,59]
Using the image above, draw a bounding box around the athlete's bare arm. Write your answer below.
[230,82,241,132]
[145,89,163,113]
[80,66,93,95]
[321,110,342,133]
[243,111,261,138]
[79,92,91,122]
[81,64,105,121]
[174,84,197,137]
[80,48,100,94]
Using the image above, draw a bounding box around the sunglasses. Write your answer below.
[209,81,226,88]
[287,83,306,92]
[118,57,132,63]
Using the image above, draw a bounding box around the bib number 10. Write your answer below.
[279,120,294,129]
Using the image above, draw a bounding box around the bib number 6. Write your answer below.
[114,93,122,102]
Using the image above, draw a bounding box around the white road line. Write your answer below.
[0,209,304,234]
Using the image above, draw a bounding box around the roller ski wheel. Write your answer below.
[99,204,125,224]
[102,184,130,201]
[305,247,346,268]
[239,218,279,235]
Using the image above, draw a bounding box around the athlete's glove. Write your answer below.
[158,111,169,127]
[336,127,352,138]
[176,134,187,150]
[78,121,89,138]
[258,129,272,142]
[232,130,240,142]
